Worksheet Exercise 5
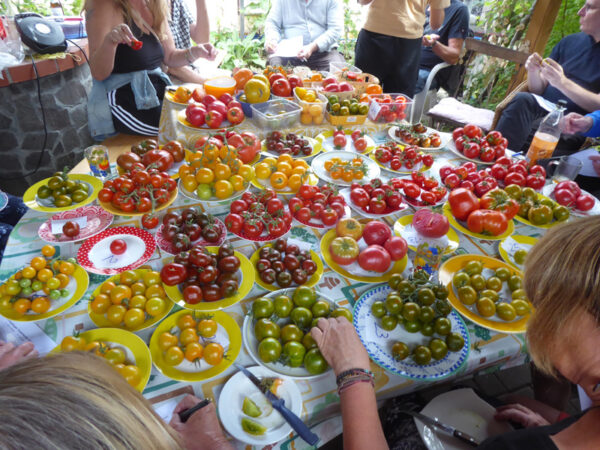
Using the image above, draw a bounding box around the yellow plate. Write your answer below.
[442,203,515,241]
[498,234,539,270]
[1,263,89,322]
[149,309,242,382]
[51,328,152,392]
[320,228,408,283]
[23,174,103,213]
[369,152,429,174]
[261,136,323,160]
[98,187,178,217]
[250,244,324,291]
[315,129,376,154]
[251,172,319,195]
[438,254,530,334]
[163,247,254,311]
[88,269,174,332]
[513,194,563,229]
[393,215,459,255]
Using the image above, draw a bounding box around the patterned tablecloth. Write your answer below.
[0,120,541,449]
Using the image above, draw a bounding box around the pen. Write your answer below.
[178,398,212,423]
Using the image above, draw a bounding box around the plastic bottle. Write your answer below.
[525,99,567,166]
[50,1,64,18]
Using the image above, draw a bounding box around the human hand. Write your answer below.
[265,41,278,54]
[297,43,317,61]
[0,341,38,371]
[105,23,136,47]
[525,52,543,75]
[541,58,566,88]
[589,155,600,176]
[494,403,550,428]
[193,43,218,61]
[310,317,370,376]
[169,395,232,450]
[422,34,440,47]
[561,112,593,134]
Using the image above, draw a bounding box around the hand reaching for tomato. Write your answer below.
[169,395,233,450]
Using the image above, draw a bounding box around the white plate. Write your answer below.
[542,183,600,216]
[446,140,516,166]
[415,388,513,450]
[317,132,376,154]
[339,187,409,219]
[388,125,449,152]
[218,366,302,446]
[311,150,380,186]
[353,284,470,381]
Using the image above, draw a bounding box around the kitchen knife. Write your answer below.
[234,363,319,446]
[403,410,480,447]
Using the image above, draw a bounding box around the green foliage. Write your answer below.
[211,29,266,71]
[2,0,83,16]
[544,0,585,56]
[339,0,360,64]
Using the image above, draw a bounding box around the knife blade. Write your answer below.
[234,363,319,446]
[403,410,480,447]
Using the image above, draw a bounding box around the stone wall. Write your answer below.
[0,62,94,196]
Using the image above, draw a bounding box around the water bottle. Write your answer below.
[525,99,567,166]
[50,1,64,18]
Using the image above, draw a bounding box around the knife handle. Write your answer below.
[453,429,479,447]
[272,402,319,446]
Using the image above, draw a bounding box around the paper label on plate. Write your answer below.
[402,224,450,249]
[346,116,357,123]
[288,238,312,252]
[88,235,145,269]
[502,237,532,265]
[369,99,381,118]
[51,216,87,234]
[0,316,56,356]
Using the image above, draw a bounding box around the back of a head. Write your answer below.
[0,352,182,450]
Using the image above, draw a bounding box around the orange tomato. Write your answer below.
[36,268,53,282]
[179,164,193,178]
[324,160,334,171]
[13,298,31,315]
[291,166,307,177]
[179,328,199,346]
[293,159,309,169]
[214,180,234,199]
[130,281,146,296]
[100,281,117,295]
[313,113,324,125]
[342,169,355,182]
[59,261,75,276]
[276,162,292,176]
[145,284,165,299]
[277,154,293,165]
[182,174,198,192]
[30,257,46,271]
[184,342,204,362]
[233,68,254,90]
[288,174,302,191]
[365,83,383,95]
[300,112,312,125]
[203,342,224,365]
[214,163,232,181]
[270,172,288,190]
[177,314,197,330]
[308,104,322,117]
[203,144,220,161]
[158,332,178,352]
[31,297,51,314]
[41,245,56,257]
[311,72,323,81]
[330,167,343,179]
[353,168,365,180]
[227,157,242,174]
[110,285,132,305]
[21,266,36,279]
[90,294,111,314]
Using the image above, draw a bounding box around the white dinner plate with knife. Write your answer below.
[218,365,305,446]
[414,388,513,449]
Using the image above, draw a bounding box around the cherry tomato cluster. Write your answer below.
[185,92,245,128]
[161,208,224,253]
[60,336,142,387]
[0,245,73,316]
[265,131,313,157]
[160,243,241,304]
[349,178,405,214]
[117,141,185,174]
[487,157,546,189]
[396,172,447,206]
[553,180,595,211]
[324,156,368,181]
[225,190,292,239]
[395,123,442,148]
[158,313,225,367]
[255,238,318,288]
[452,125,508,162]
[289,184,347,227]
[375,142,434,172]
[367,94,408,123]
[98,168,176,213]
[439,161,500,198]
[90,269,168,329]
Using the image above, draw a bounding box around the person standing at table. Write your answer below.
[355,0,449,97]
[85,0,217,140]
[264,0,345,71]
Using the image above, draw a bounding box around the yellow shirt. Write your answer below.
[363,0,451,39]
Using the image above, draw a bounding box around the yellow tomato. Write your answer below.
[36,268,53,282]
[21,266,36,279]
[270,171,288,190]
[263,157,278,168]
[255,163,272,179]
[195,168,214,184]
[277,154,293,165]
[214,180,234,199]
[59,261,75,276]
[309,104,322,117]
[182,174,198,192]
[100,281,117,295]
[238,164,255,181]
[31,297,50,314]
[178,164,194,178]
[145,284,165,299]
[56,273,70,289]
[229,174,245,191]
[214,163,232,181]
[293,159,309,169]
[41,245,56,257]
[304,91,317,103]
[300,112,312,125]
[244,78,270,103]
[288,174,302,191]
[30,257,46,271]
[295,87,307,99]
[313,113,324,124]
[276,162,292,176]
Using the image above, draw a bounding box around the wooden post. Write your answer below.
[508,0,563,91]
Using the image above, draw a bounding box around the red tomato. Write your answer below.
[412,208,449,238]
[368,197,387,214]
[466,209,508,236]
[110,239,127,255]
[205,110,224,129]
[186,103,207,127]
[271,78,292,97]
[362,220,391,246]
[224,213,244,233]
[420,190,437,204]
[351,130,362,141]
[439,165,455,180]
[529,165,546,178]
[490,163,508,181]
[350,188,370,207]
[526,174,545,190]
[333,134,347,149]
[463,143,480,159]
[298,185,318,200]
[452,127,464,141]
[357,245,391,273]
[62,221,80,237]
[504,172,526,187]
[383,236,408,261]
[243,220,264,238]
[422,154,434,167]
[403,182,421,199]
[480,147,496,162]
[353,137,368,152]
[463,124,483,139]
[554,188,577,206]
[448,188,480,221]
[320,208,338,226]
[226,106,245,125]
[288,197,304,214]
[295,207,312,223]
[576,193,595,211]
[555,180,581,198]
[142,150,174,172]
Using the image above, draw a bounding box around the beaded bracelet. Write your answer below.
[338,377,373,395]
[336,368,374,395]
[336,368,374,385]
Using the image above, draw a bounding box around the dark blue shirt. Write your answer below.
[543,32,600,115]
[420,0,470,70]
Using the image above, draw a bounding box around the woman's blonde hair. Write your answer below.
[524,215,600,377]
[0,352,183,450]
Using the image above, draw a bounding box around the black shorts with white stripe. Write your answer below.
[108,75,167,136]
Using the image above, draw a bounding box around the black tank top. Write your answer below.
[113,21,164,73]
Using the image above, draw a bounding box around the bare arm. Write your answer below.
[166,65,207,84]
[162,27,216,68]
[189,0,209,43]
[542,58,600,112]
[429,8,445,31]
[424,36,463,65]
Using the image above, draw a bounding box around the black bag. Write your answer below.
[15,13,67,54]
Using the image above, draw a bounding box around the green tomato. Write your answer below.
[311,300,330,318]
[452,272,471,289]
[511,299,530,316]
[402,319,421,333]
[254,318,280,341]
[496,302,517,321]
[416,288,435,306]
[292,286,316,309]
[464,260,483,276]
[273,295,293,318]
[479,289,499,303]
[494,267,511,282]
[283,341,306,367]
[258,337,282,363]
[486,276,503,292]
[434,317,451,336]
[371,301,386,318]
[458,286,477,305]
[470,274,486,292]
[331,308,352,323]
[446,332,465,352]
[429,338,448,360]
[476,297,496,317]
[392,341,410,361]
[252,297,274,319]
[195,184,212,200]
[418,305,435,324]
[412,345,432,365]
[513,249,528,265]
[388,273,404,290]
[401,302,420,322]
[290,306,313,329]
[420,322,435,336]
[49,289,61,300]
[60,288,70,297]
[380,314,398,331]
[385,294,403,315]
[302,333,318,350]
[434,299,452,317]
[508,275,523,292]
[280,324,304,343]
[303,348,328,374]
[18,278,31,289]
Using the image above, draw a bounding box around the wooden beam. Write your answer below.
[465,38,529,64]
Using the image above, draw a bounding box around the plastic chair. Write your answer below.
[410,62,451,123]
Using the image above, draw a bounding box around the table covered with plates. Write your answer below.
[1,122,546,449]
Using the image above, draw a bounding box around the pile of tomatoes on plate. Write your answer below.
[255,238,318,288]
[98,168,176,214]
[439,161,501,197]
[348,179,405,214]
[397,172,447,206]
[452,125,508,162]
[185,92,245,128]
[255,154,311,191]
[289,184,347,227]
[324,156,368,182]
[160,243,241,304]
[225,190,292,239]
[160,208,224,252]
[331,129,369,152]
[264,131,313,157]
[366,94,409,123]
[374,142,433,172]
[117,140,185,174]
[485,157,546,189]
[552,180,596,212]
[395,123,442,148]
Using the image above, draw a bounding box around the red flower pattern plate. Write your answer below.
[38,206,114,243]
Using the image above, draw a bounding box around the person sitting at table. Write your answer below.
[85,0,217,140]
[311,215,600,449]
[0,192,28,260]
[494,0,600,154]
[264,0,345,72]
[414,0,470,94]
[0,351,233,450]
